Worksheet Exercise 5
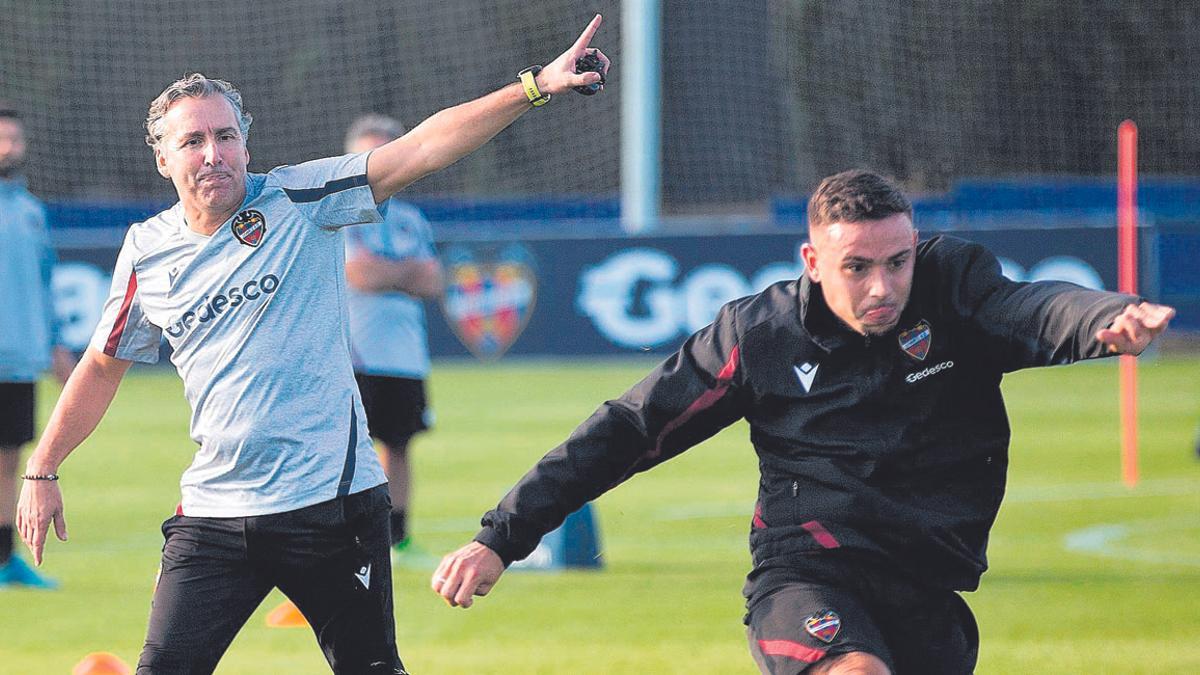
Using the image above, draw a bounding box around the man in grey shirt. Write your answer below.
[17,16,608,674]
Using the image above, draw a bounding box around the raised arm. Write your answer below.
[926,237,1174,370]
[366,14,610,202]
[17,347,132,565]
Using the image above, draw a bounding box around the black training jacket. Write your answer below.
[475,236,1137,591]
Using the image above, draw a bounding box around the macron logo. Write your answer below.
[354,563,372,590]
[794,362,819,393]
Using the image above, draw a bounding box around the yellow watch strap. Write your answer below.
[519,68,550,107]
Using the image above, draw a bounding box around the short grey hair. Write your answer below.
[145,73,253,148]
[344,113,406,152]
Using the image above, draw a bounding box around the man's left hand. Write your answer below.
[1096,302,1176,355]
[536,14,611,96]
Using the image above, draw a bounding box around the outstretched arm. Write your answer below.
[17,347,132,565]
[366,14,610,203]
[433,301,748,608]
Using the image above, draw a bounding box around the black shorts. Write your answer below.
[744,554,978,674]
[138,484,407,674]
[0,382,36,448]
[355,374,430,448]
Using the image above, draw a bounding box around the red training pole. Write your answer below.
[1117,120,1138,487]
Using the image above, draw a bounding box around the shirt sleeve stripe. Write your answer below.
[104,270,139,357]
[282,174,369,204]
[651,344,741,460]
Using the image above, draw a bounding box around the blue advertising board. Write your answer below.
[425,228,1129,358]
[49,225,1195,358]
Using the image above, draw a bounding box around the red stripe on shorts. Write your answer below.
[758,639,827,663]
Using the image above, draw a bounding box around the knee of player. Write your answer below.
[809,651,891,675]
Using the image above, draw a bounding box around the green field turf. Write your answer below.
[2,355,1198,674]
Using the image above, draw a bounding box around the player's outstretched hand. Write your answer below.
[1096,301,1175,355]
[16,477,68,566]
[537,14,611,96]
[432,541,505,609]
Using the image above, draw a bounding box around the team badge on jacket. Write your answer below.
[804,610,842,643]
[231,209,266,247]
[898,319,932,361]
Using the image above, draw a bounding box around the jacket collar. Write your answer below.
[797,274,855,353]
[798,274,918,353]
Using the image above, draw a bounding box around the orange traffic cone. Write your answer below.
[72,652,132,675]
[265,599,309,628]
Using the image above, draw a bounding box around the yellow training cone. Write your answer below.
[72,652,132,675]
[265,599,309,628]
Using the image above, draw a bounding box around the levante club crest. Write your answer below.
[231,209,266,247]
[441,244,537,360]
[898,319,932,361]
[803,610,842,643]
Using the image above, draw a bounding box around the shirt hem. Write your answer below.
[179,478,387,518]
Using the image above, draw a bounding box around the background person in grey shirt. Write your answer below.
[0,102,75,590]
[17,16,609,674]
[343,114,444,563]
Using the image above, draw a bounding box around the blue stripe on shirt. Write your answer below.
[283,174,369,204]
[336,402,359,497]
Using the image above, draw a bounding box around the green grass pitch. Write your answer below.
[2,355,1198,673]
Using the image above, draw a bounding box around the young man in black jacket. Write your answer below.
[432,170,1175,675]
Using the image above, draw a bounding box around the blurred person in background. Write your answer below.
[434,169,1175,675]
[0,102,76,590]
[17,15,607,674]
[343,114,443,565]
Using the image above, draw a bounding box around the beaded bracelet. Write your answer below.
[21,473,59,481]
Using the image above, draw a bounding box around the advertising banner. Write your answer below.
[50,227,1166,358]
[424,228,1124,358]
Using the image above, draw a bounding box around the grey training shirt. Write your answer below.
[89,152,387,517]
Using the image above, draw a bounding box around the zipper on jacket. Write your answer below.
[792,480,799,497]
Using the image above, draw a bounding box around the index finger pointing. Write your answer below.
[572,14,602,52]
